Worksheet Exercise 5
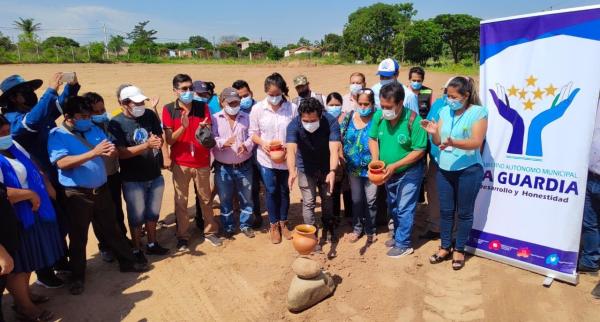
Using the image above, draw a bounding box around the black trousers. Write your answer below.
[0,275,6,322]
[64,185,136,281]
[94,173,127,251]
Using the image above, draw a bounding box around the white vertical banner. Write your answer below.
[468,5,600,284]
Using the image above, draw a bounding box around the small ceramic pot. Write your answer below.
[269,140,286,163]
[368,160,386,186]
[292,224,318,255]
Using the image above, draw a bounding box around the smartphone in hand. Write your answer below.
[61,72,75,83]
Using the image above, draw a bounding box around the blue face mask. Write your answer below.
[240,96,253,111]
[326,105,342,118]
[179,91,194,104]
[411,81,422,90]
[193,96,208,103]
[447,98,464,111]
[74,119,93,132]
[0,135,13,150]
[358,107,373,117]
[91,112,109,124]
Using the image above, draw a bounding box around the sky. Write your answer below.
[0,0,598,46]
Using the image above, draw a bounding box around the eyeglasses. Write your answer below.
[177,86,193,91]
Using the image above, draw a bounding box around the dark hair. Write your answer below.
[380,82,405,105]
[298,97,324,117]
[357,88,375,106]
[264,73,289,98]
[204,81,216,96]
[326,92,343,105]
[172,74,192,89]
[408,66,425,80]
[232,80,250,91]
[63,96,92,118]
[447,76,481,107]
[82,92,104,105]
[0,114,8,127]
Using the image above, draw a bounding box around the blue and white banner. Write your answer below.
[468,5,600,284]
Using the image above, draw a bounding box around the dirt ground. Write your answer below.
[0,63,598,322]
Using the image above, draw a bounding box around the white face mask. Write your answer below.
[131,105,146,118]
[224,105,240,116]
[381,108,397,120]
[350,84,362,95]
[302,120,320,133]
[267,95,283,106]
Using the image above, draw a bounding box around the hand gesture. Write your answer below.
[420,119,438,135]
[147,134,163,149]
[223,137,235,148]
[181,111,190,129]
[69,72,79,85]
[237,145,248,156]
[442,137,454,148]
[93,139,114,157]
[150,97,160,110]
[49,72,63,91]
[381,165,396,184]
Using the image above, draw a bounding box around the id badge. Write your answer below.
[444,146,454,152]
[190,142,196,157]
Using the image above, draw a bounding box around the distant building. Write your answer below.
[284,46,319,57]
[237,40,259,51]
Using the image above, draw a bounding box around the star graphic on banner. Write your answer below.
[523,99,535,110]
[545,84,557,96]
[526,75,537,87]
[518,88,527,99]
[507,85,518,97]
[532,88,544,100]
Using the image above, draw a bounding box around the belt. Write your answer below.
[589,171,600,182]
[214,158,251,169]
[66,183,107,195]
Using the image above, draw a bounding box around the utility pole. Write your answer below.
[103,23,109,59]
[35,44,40,61]
[16,43,21,62]
[71,46,75,62]
[87,46,91,61]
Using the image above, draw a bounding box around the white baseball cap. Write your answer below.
[376,58,400,77]
[119,85,148,103]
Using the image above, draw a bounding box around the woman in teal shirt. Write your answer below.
[341,89,377,244]
[421,76,487,270]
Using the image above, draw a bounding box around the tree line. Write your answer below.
[0,3,480,65]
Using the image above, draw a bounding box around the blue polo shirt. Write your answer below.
[286,113,341,174]
[426,96,446,164]
[48,125,107,189]
[208,95,221,115]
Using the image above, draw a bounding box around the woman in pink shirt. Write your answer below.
[249,73,297,244]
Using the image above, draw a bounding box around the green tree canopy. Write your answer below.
[237,36,250,42]
[433,14,480,63]
[107,35,128,53]
[127,21,157,50]
[321,33,343,52]
[242,41,273,55]
[41,36,79,49]
[188,35,213,49]
[404,19,443,64]
[342,2,416,63]
[13,17,41,43]
[297,37,312,47]
[0,32,14,51]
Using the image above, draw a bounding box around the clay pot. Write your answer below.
[368,160,386,186]
[292,224,318,255]
[269,140,286,163]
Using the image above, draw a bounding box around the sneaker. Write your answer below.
[134,251,148,264]
[206,235,223,247]
[578,265,599,276]
[35,271,64,289]
[100,250,115,263]
[241,228,255,239]
[176,239,189,251]
[69,280,85,296]
[384,239,396,248]
[146,243,169,256]
[387,247,414,258]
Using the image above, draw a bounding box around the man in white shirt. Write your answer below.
[371,58,419,113]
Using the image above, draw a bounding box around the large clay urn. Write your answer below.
[368,160,386,186]
[269,140,286,163]
[292,224,318,255]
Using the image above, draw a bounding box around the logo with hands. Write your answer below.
[489,76,580,157]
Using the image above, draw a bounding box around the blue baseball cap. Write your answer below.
[0,75,43,104]
[376,58,400,77]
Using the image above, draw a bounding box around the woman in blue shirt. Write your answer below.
[341,89,377,244]
[421,77,487,270]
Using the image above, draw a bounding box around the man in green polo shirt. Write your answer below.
[368,82,427,258]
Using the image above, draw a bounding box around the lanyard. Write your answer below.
[450,110,465,138]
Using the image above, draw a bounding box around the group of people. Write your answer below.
[0,57,598,321]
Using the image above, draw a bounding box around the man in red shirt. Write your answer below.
[163,74,221,250]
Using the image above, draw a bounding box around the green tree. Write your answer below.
[127,21,157,54]
[342,2,416,63]
[404,20,443,64]
[0,32,14,51]
[433,14,480,63]
[13,17,41,43]
[321,33,343,52]
[237,36,250,42]
[188,35,213,49]
[242,41,272,55]
[107,35,128,54]
[217,43,239,58]
[266,47,283,60]
[41,36,79,49]
[297,37,312,47]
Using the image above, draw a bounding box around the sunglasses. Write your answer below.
[358,89,372,94]
[177,86,194,91]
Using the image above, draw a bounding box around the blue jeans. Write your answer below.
[215,161,254,233]
[437,164,484,251]
[122,176,165,228]
[579,174,600,269]
[349,175,378,236]
[259,165,290,224]
[385,162,425,248]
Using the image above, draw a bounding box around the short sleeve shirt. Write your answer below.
[108,109,163,182]
[341,114,372,177]
[438,105,488,171]
[286,113,341,174]
[368,108,427,173]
